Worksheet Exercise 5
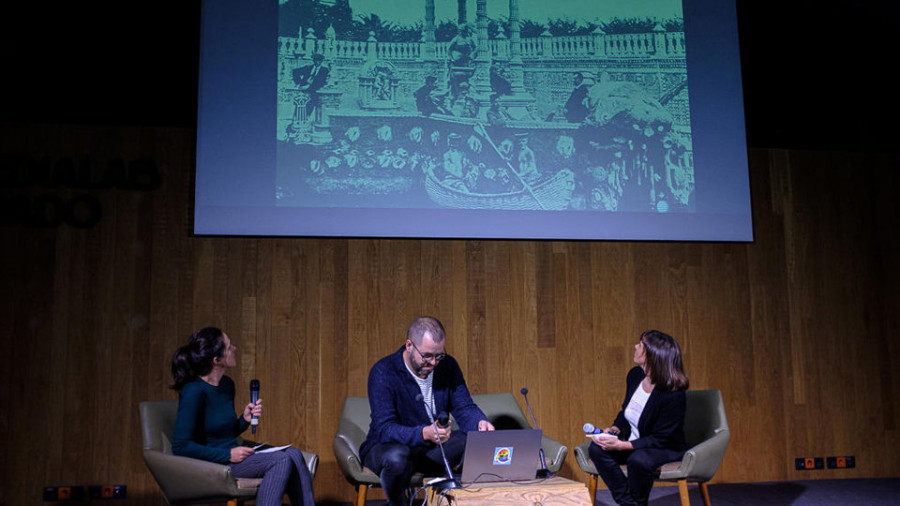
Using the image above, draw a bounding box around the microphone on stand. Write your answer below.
[249,379,260,434]
[416,394,461,490]
[520,387,552,478]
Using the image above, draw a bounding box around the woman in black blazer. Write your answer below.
[588,330,689,506]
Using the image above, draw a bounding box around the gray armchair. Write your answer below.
[332,393,568,506]
[574,389,730,506]
[332,396,413,506]
[140,400,318,506]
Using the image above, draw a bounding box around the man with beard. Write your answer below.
[359,316,495,506]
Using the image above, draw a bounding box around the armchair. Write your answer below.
[574,389,730,506]
[140,400,318,506]
[333,393,568,506]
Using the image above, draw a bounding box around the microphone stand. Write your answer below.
[419,395,461,490]
[425,417,462,491]
[521,388,553,478]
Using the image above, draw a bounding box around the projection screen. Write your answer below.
[194,0,752,241]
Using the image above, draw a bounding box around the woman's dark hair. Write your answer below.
[170,327,226,390]
[641,330,689,392]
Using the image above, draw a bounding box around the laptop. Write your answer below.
[460,429,543,484]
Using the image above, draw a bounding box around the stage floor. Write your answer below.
[323,478,900,506]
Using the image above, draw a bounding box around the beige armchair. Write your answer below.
[140,400,318,506]
[332,392,568,506]
[574,389,730,506]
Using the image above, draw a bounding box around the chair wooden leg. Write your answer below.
[699,481,711,506]
[355,484,369,506]
[227,499,238,506]
[677,479,690,506]
[588,474,598,503]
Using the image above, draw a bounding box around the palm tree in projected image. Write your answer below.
[353,13,396,41]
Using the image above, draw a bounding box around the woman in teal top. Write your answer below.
[170,327,315,506]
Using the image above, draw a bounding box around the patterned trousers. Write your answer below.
[230,447,315,506]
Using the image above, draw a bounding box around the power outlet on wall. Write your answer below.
[88,485,127,499]
[794,457,824,470]
[826,456,856,469]
[43,486,85,501]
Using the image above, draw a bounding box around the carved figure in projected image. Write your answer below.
[581,80,692,212]
[373,66,392,100]
[448,23,477,68]
[447,23,477,101]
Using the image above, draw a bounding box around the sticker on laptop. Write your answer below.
[492,446,514,465]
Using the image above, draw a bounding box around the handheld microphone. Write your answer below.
[436,411,450,428]
[249,379,260,434]
[520,387,552,478]
[416,394,460,490]
[583,423,603,434]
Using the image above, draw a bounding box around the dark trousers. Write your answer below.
[363,431,467,506]
[229,447,315,506]
[588,442,684,506]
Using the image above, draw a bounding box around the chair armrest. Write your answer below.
[573,441,597,475]
[333,435,366,480]
[678,428,730,481]
[541,436,568,473]
[301,451,319,478]
[143,450,254,504]
[659,428,731,482]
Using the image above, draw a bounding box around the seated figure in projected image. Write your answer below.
[587,330,689,506]
[170,327,315,506]
[564,72,591,123]
[292,52,329,118]
[359,316,495,506]
[515,132,540,184]
[440,132,478,191]
[450,81,479,118]
[414,75,449,117]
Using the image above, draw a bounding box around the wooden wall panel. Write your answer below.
[1,123,899,505]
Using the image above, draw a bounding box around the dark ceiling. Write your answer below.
[2,1,897,153]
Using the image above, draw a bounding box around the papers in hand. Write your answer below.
[253,443,293,453]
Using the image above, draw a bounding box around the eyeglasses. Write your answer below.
[410,341,446,364]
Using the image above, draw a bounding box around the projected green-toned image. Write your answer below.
[275,0,692,213]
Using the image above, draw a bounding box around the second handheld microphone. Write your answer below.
[249,379,260,434]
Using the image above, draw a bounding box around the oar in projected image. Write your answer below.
[472,122,547,210]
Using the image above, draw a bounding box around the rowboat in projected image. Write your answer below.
[424,165,575,210]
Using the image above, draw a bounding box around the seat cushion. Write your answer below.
[619,460,682,476]
[236,477,264,489]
